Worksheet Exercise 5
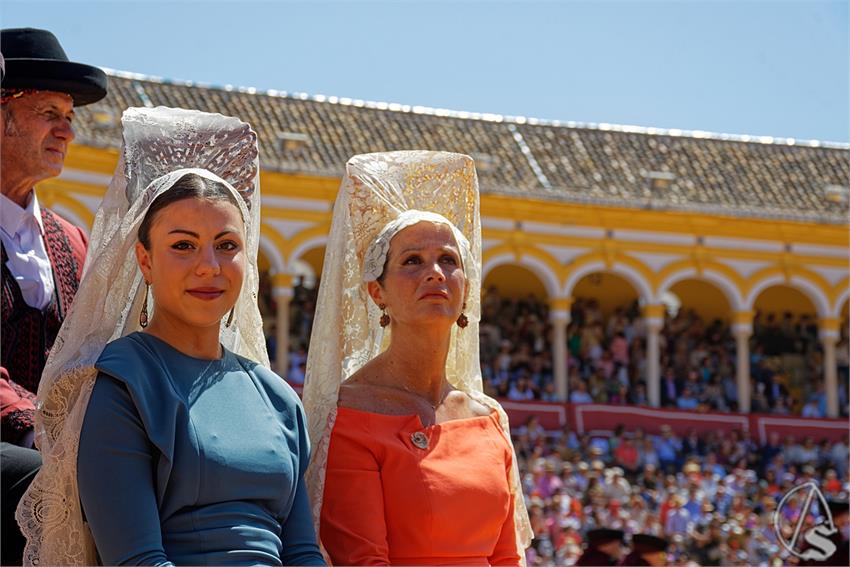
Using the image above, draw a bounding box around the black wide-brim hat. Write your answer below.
[586,528,625,546]
[1,27,107,106]
[827,497,849,517]
[631,534,669,553]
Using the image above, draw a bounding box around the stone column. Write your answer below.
[819,317,840,418]
[272,273,295,377]
[733,310,754,413]
[550,297,572,401]
[643,304,665,407]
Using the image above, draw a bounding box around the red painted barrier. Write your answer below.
[288,381,848,443]
[496,399,848,443]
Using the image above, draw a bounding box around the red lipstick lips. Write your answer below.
[420,290,449,300]
[186,287,225,300]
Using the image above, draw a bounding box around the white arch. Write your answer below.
[286,235,328,272]
[833,287,850,319]
[257,234,285,274]
[482,252,560,299]
[745,274,830,318]
[563,261,653,303]
[655,268,744,311]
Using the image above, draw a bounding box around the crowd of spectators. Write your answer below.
[513,418,850,566]
[259,275,317,381]
[476,286,849,417]
[259,278,849,565]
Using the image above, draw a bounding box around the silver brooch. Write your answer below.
[411,431,429,449]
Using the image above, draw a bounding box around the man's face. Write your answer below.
[1,91,75,186]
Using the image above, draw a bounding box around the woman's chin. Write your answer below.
[401,312,460,329]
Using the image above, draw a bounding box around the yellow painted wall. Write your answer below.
[49,144,847,329]
[300,247,326,278]
[669,279,732,321]
[573,273,639,317]
[257,248,271,272]
[753,285,817,317]
[484,265,548,300]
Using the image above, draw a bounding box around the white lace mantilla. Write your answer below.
[16,107,267,566]
[301,151,532,561]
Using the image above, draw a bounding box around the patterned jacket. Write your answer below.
[1,208,87,444]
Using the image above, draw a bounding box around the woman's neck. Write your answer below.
[379,323,453,405]
[145,312,222,360]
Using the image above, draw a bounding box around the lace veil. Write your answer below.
[16,106,267,566]
[302,150,532,557]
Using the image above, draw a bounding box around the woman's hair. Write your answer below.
[138,172,241,249]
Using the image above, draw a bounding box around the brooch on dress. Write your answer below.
[410,431,429,449]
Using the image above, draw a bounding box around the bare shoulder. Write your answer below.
[337,367,379,412]
[337,364,412,416]
[441,389,493,419]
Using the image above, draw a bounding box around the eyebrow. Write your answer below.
[32,103,75,117]
[398,245,459,255]
[168,229,239,239]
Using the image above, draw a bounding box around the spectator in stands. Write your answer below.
[676,386,699,410]
[622,534,669,566]
[654,425,682,473]
[664,495,692,537]
[575,528,625,566]
[661,368,679,407]
[570,381,593,404]
[288,361,307,385]
[614,437,640,475]
[508,375,537,401]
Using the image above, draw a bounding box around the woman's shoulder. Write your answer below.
[337,378,408,417]
[98,331,151,358]
[442,389,492,419]
[231,353,303,407]
[96,332,165,379]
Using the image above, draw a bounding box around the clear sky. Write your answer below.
[3,0,848,142]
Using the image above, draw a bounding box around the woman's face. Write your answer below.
[368,220,466,329]
[136,197,246,331]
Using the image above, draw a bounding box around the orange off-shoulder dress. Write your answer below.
[320,406,520,566]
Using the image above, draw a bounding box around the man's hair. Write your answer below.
[2,103,18,136]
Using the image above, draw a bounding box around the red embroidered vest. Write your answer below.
[1,208,87,394]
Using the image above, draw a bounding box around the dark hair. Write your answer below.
[137,173,241,249]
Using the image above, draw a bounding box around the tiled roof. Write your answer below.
[72,71,850,223]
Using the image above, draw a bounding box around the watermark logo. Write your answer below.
[773,481,837,561]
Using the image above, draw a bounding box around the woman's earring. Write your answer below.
[139,283,150,328]
[379,303,390,328]
[225,307,235,328]
[456,302,468,329]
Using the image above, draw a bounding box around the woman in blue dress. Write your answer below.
[16,107,324,567]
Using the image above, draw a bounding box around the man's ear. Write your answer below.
[367,280,385,307]
[135,241,152,283]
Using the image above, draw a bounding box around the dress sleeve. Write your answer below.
[77,373,173,567]
[320,417,390,566]
[279,401,326,566]
[488,447,522,566]
[1,368,36,445]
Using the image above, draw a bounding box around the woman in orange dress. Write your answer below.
[302,151,532,566]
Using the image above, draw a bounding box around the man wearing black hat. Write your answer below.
[0,27,106,565]
[620,534,669,566]
[576,528,626,566]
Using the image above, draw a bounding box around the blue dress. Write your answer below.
[77,332,325,566]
